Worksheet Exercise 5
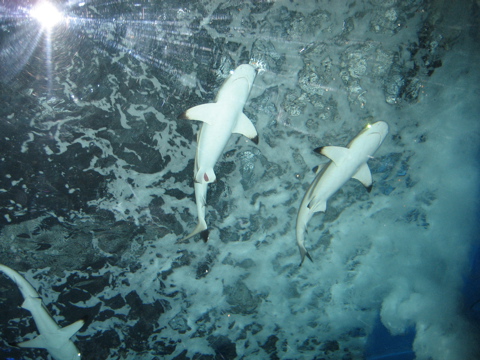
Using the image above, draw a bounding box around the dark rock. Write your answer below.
[168,312,191,334]
[102,293,126,310]
[224,281,261,315]
[208,335,237,360]
[125,290,166,322]
[261,335,279,354]
[152,337,177,356]
[321,340,340,354]
[78,329,121,360]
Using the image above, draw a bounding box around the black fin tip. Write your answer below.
[200,229,209,243]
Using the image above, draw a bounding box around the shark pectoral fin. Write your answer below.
[232,113,259,144]
[61,319,85,339]
[352,163,373,191]
[315,146,350,164]
[178,103,218,125]
[16,334,47,349]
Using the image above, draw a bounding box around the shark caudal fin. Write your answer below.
[298,244,313,266]
[181,219,209,243]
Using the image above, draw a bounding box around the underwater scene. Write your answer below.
[0,0,479,359]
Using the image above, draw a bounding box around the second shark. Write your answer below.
[0,264,84,360]
[296,121,389,264]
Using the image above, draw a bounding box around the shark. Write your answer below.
[296,121,389,265]
[178,64,259,242]
[0,263,84,360]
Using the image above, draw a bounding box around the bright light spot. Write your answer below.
[30,1,63,30]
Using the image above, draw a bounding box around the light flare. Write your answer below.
[30,1,63,30]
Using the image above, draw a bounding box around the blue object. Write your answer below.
[365,316,415,360]
[461,201,480,324]
[462,241,480,324]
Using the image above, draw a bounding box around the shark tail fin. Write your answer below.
[181,219,209,242]
[298,246,313,266]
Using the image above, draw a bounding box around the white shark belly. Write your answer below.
[195,121,234,183]
[312,161,363,203]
